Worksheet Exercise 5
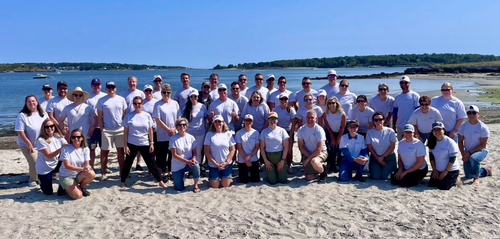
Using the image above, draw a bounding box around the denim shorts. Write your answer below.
[208,164,233,180]
[88,128,102,149]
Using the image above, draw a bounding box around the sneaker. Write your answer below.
[57,185,67,196]
[81,188,91,197]
[318,165,327,184]
[136,164,143,171]
[287,166,293,174]
[356,176,366,182]
[28,181,38,187]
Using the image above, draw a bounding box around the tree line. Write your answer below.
[213,53,500,69]
[0,62,189,72]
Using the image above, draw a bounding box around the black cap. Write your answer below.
[42,84,52,90]
[57,80,68,87]
[106,81,116,87]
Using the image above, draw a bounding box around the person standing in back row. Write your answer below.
[173,72,197,110]
[393,76,420,140]
[84,78,107,167]
[39,84,53,111]
[245,73,269,102]
[96,81,127,181]
[320,70,340,98]
[46,80,72,132]
[152,75,163,100]
[208,73,219,100]
[294,77,318,110]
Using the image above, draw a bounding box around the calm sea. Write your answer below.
[0,67,477,129]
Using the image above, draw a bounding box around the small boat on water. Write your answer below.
[33,73,49,79]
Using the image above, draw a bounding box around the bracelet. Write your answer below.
[150,142,154,145]
[281,158,286,162]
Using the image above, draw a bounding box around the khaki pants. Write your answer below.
[19,145,38,182]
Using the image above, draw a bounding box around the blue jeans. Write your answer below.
[339,156,364,181]
[172,164,201,191]
[463,149,489,179]
[445,131,458,142]
[208,164,233,180]
[418,131,431,144]
[326,132,342,168]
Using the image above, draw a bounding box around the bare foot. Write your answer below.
[193,187,201,193]
[120,183,128,189]
[472,178,480,185]
[486,166,493,176]
[159,181,167,188]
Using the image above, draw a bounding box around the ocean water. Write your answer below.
[0,67,477,128]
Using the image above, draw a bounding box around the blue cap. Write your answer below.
[106,81,116,87]
[91,78,101,85]
[403,124,414,132]
[432,122,445,129]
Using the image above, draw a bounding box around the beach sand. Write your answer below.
[1,74,500,238]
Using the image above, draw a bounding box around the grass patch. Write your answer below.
[479,88,500,103]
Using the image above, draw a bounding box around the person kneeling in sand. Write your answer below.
[339,120,369,182]
[58,129,96,199]
[297,110,328,184]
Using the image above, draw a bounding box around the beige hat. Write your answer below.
[68,87,90,101]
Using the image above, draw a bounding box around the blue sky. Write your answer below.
[1,1,499,68]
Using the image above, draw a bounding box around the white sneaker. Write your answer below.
[28,181,37,187]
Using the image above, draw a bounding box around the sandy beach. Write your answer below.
[1,73,500,238]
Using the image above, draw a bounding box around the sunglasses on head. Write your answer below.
[44,125,55,129]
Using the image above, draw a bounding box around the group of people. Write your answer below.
[14,70,493,199]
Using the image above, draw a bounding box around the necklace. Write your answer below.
[74,104,83,114]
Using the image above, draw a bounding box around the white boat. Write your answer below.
[33,73,49,79]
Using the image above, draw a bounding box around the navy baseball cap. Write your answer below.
[91,78,101,85]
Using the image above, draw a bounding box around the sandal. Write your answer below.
[193,187,201,193]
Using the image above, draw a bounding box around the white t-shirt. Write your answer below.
[169,133,197,172]
[152,100,179,142]
[348,106,375,133]
[153,91,162,100]
[366,127,397,155]
[122,111,154,146]
[239,87,248,98]
[173,86,197,110]
[296,105,323,126]
[182,103,207,136]
[340,133,367,157]
[369,95,395,119]
[230,95,248,130]
[325,111,345,132]
[407,107,443,133]
[458,121,490,152]
[96,95,127,130]
[259,126,289,153]
[397,139,427,170]
[35,135,67,175]
[334,92,357,115]
[431,96,467,132]
[209,89,219,101]
[85,91,107,113]
[295,89,318,109]
[297,123,327,153]
[15,112,48,147]
[319,83,340,98]
[142,98,159,131]
[274,106,297,131]
[59,145,90,178]
[267,89,296,107]
[39,97,52,112]
[430,136,460,172]
[235,128,260,163]
[120,89,145,113]
[241,103,270,132]
[204,131,236,167]
[46,96,72,120]
[245,86,269,102]
[394,91,420,127]
[60,103,96,134]
[207,99,239,132]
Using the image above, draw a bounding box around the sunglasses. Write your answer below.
[328,102,337,105]
[44,125,55,129]
[43,89,52,91]
[302,82,311,85]
[231,88,240,90]
[340,84,349,87]
[441,89,451,92]
[144,89,153,92]
[399,82,409,85]
[304,99,313,102]
[420,103,430,106]
[154,80,162,83]
[73,94,83,97]
[106,86,116,89]
[239,79,247,82]
[467,111,477,115]
[267,78,275,81]
[255,78,264,81]
[218,88,227,92]
[356,100,366,103]
[327,75,337,78]
[373,118,384,122]
[190,95,198,98]
[268,117,278,121]
[203,85,210,89]
[177,123,187,127]
[280,98,288,101]
[133,102,142,105]
[278,81,286,84]
[162,91,171,94]
[378,88,388,91]
[71,135,83,139]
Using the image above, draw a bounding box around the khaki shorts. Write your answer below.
[59,173,80,189]
[101,128,124,150]
[302,151,328,175]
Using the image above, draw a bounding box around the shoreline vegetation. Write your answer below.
[0,62,190,72]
